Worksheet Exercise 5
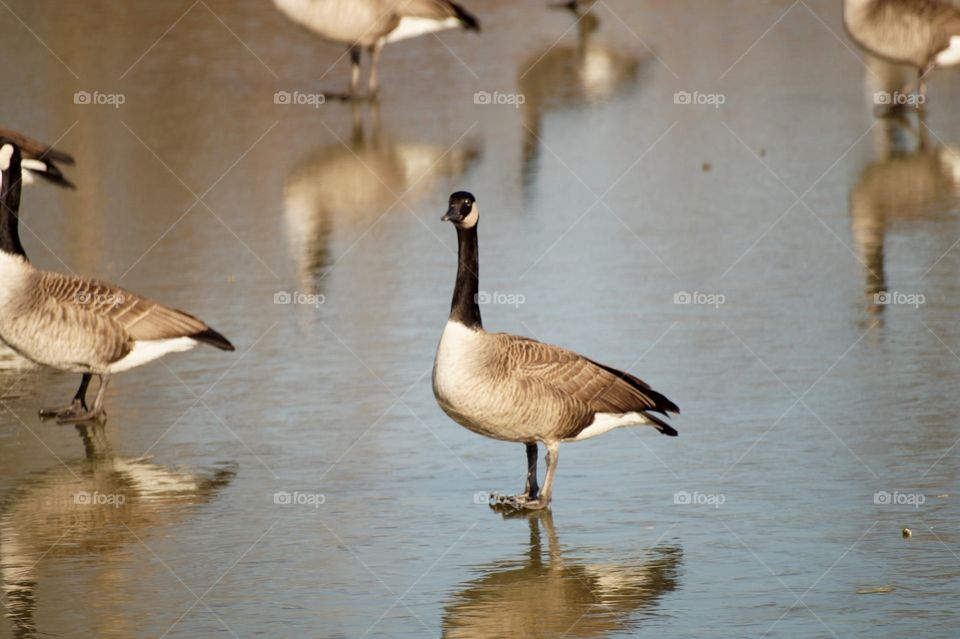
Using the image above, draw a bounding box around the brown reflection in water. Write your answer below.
[282,103,480,295]
[442,511,680,639]
[850,126,960,314]
[0,423,234,639]
[517,3,645,191]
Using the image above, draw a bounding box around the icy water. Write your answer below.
[1,0,960,637]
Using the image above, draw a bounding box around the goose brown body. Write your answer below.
[844,0,960,69]
[433,323,678,443]
[0,256,231,374]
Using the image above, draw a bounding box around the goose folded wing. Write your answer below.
[502,335,679,416]
[39,273,213,343]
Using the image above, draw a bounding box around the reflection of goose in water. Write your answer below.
[0,423,235,638]
[850,66,960,311]
[282,105,480,293]
[442,511,680,638]
[517,3,645,188]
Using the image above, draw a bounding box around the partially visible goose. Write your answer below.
[274,0,480,98]
[0,140,234,423]
[0,127,74,188]
[843,0,960,102]
[432,192,679,510]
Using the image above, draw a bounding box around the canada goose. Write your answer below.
[273,0,480,99]
[518,3,643,190]
[850,113,960,309]
[0,422,234,638]
[843,0,960,103]
[432,192,679,510]
[443,511,680,638]
[0,128,74,188]
[0,140,234,423]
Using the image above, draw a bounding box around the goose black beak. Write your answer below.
[442,205,463,223]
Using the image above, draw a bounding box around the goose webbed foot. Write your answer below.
[39,401,104,424]
[489,493,550,511]
[38,398,86,420]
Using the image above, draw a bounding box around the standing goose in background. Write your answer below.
[843,0,960,104]
[432,192,679,510]
[0,127,74,188]
[0,140,234,423]
[273,0,480,99]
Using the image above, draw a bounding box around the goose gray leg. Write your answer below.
[367,40,384,97]
[349,46,362,98]
[54,375,109,424]
[39,373,91,421]
[493,442,558,511]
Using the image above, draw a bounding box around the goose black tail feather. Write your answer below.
[643,411,678,437]
[450,2,480,31]
[587,358,680,415]
[193,327,235,351]
[34,163,75,189]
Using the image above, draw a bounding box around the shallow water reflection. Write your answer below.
[282,104,481,294]
[517,3,645,192]
[443,512,680,639]
[850,115,960,310]
[0,424,234,638]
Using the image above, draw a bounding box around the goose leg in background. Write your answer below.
[491,442,540,510]
[367,40,384,97]
[38,373,91,421]
[58,375,109,423]
[916,63,935,111]
[349,46,362,98]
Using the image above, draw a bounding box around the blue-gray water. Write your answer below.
[1,0,959,637]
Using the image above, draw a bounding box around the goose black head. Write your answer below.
[442,191,478,228]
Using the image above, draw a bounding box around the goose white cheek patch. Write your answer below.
[0,144,12,172]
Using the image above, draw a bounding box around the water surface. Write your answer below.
[1,1,959,637]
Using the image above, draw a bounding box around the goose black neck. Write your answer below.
[0,146,25,258]
[450,224,482,329]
